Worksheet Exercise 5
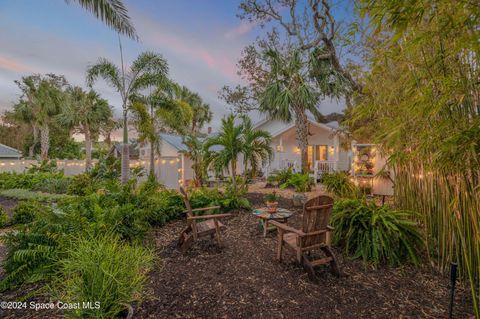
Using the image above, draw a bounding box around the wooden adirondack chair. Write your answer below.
[270,195,341,280]
[177,187,232,252]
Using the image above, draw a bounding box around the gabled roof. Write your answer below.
[160,133,187,152]
[253,114,340,138]
[0,143,22,158]
[159,133,223,153]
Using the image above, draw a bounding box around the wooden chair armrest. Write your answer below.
[184,206,221,213]
[269,220,305,236]
[187,213,232,220]
[305,229,328,236]
[327,225,334,231]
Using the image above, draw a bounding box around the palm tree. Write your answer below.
[67,0,137,39]
[204,115,244,192]
[9,101,38,158]
[183,134,208,187]
[175,85,212,133]
[240,116,272,180]
[259,49,321,173]
[14,74,68,160]
[58,86,113,169]
[86,52,169,183]
[130,81,192,178]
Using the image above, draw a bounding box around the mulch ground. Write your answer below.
[0,193,474,318]
[136,192,474,318]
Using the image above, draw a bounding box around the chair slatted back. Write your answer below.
[301,195,334,247]
[179,187,198,236]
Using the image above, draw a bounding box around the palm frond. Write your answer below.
[68,0,137,40]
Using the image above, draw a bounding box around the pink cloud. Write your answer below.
[225,21,257,39]
[0,55,29,72]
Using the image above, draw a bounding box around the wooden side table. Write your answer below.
[252,208,294,237]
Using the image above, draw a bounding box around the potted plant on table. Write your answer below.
[264,191,279,214]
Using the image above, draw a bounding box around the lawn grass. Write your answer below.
[0,188,74,202]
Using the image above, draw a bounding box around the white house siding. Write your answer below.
[266,123,349,173]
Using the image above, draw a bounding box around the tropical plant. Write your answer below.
[12,200,43,224]
[331,199,423,267]
[130,81,190,178]
[264,191,279,203]
[266,167,293,186]
[258,49,321,172]
[67,0,137,39]
[54,233,153,318]
[349,1,480,314]
[320,171,358,198]
[280,173,314,193]
[14,74,68,160]
[87,52,169,183]
[240,116,272,180]
[173,85,212,133]
[58,87,113,169]
[0,207,8,228]
[204,115,244,192]
[183,135,208,186]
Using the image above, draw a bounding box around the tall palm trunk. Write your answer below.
[230,159,237,192]
[84,124,92,170]
[149,104,156,178]
[121,108,130,184]
[40,125,49,161]
[29,124,39,158]
[294,107,309,173]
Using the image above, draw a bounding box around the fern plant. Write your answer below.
[320,171,358,198]
[331,199,423,266]
[280,173,315,192]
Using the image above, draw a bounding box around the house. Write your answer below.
[0,143,22,159]
[139,115,351,188]
[253,116,351,179]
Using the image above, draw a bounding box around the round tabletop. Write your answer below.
[252,208,294,220]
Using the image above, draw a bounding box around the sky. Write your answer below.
[0,0,348,135]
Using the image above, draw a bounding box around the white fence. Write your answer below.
[0,159,183,189]
[0,159,95,175]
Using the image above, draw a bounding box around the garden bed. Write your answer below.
[0,192,474,318]
[135,192,474,318]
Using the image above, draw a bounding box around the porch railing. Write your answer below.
[313,160,337,181]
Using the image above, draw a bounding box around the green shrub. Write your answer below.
[223,177,251,210]
[12,200,43,224]
[0,206,66,291]
[320,171,358,198]
[0,171,68,191]
[189,187,223,209]
[55,233,153,319]
[67,173,95,196]
[0,206,8,227]
[280,173,315,192]
[143,190,184,226]
[32,176,71,194]
[266,168,293,186]
[331,199,423,266]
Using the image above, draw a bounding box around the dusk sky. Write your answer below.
[0,0,347,132]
